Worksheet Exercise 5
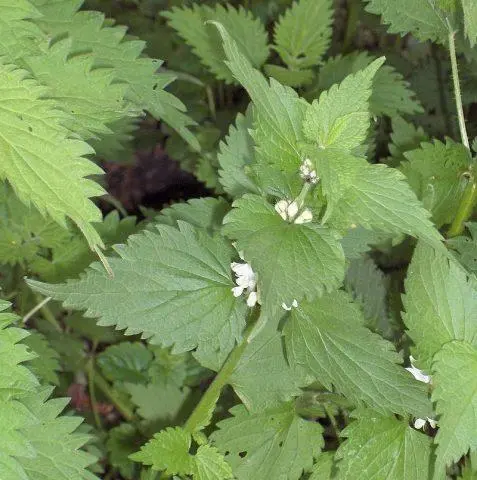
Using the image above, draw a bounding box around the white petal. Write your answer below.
[287,201,299,218]
[414,418,426,430]
[247,291,258,307]
[294,209,313,224]
[275,200,289,220]
[292,299,298,307]
[405,365,431,384]
[428,418,437,428]
[282,302,292,311]
[232,286,244,297]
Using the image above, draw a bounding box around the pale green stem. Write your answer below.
[448,178,477,237]
[23,296,52,325]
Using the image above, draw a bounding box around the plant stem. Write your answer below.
[448,177,477,237]
[184,311,259,433]
[30,294,62,332]
[86,359,103,430]
[92,365,136,422]
[447,19,470,150]
[22,296,52,325]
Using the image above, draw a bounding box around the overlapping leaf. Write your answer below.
[284,291,432,417]
[28,222,247,362]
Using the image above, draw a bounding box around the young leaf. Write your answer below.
[387,116,428,166]
[273,0,333,69]
[192,445,234,480]
[218,111,258,198]
[212,21,307,173]
[211,402,324,480]
[448,222,477,274]
[401,140,469,227]
[336,410,432,480]
[310,148,444,251]
[462,0,477,47]
[223,194,345,314]
[403,242,477,369]
[229,320,301,412]
[163,4,268,84]
[365,0,448,43]
[432,341,477,474]
[284,291,432,417]
[0,61,105,250]
[302,57,384,152]
[28,222,247,363]
[106,423,143,479]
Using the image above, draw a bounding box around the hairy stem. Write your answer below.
[92,364,136,422]
[184,309,259,433]
[447,19,470,150]
[448,177,477,237]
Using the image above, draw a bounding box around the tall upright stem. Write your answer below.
[447,20,470,150]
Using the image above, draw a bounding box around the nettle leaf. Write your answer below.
[462,0,477,47]
[311,149,444,250]
[303,57,384,152]
[0,61,105,249]
[223,194,345,314]
[131,427,232,480]
[264,64,314,88]
[336,410,432,480]
[309,452,335,480]
[163,4,268,84]
[284,291,432,417]
[218,111,259,198]
[28,222,247,363]
[97,342,153,384]
[448,222,477,274]
[387,116,428,166]
[229,320,301,412]
[24,38,135,141]
[365,0,448,43]
[401,140,469,227]
[211,402,323,480]
[310,52,423,118]
[106,423,142,479]
[23,331,61,386]
[432,341,477,473]
[33,0,198,150]
[273,0,333,69]
[403,242,477,369]
[213,21,307,173]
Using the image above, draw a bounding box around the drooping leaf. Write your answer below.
[163,4,269,84]
[403,241,477,369]
[211,402,324,480]
[28,222,247,363]
[223,194,345,314]
[336,410,432,480]
[273,0,333,69]
[284,291,432,417]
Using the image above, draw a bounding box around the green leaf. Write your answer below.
[212,21,307,173]
[310,52,423,118]
[131,427,193,475]
[303,57,384,152]
[24,38,136,140]
[401,140,469,227]
[211,402,323,480]
[284,291,432,417]
[273,0,333,69]
[229,320,301,412]
[218,111,259,198]
[309,452,335,479]
[163,4,269,84]
[336,410,432,480]
[403,242,477,369]
[223,194,345,314]
[448,222,477,274]
[23,331,61,385]
[311,149,443,250]
[106,423,143,479]
[0,61,105,249]
[193,445,233,480]
[387,116,428,166]
[28,222,247,363]
[344,255,390,336]
[432,341,477,473]
[365,0,448,42]
[264,64,314,88]
[97,342,153,384]
[462,0,477,47]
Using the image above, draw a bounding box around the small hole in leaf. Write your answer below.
[278,441,283,448]
[153,84,158,90]
[238,452,247,458]
[224,451,229,456]
[28,126,32,132]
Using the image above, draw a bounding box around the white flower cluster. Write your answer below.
[282,299,298,311]
[275,200,313,224]
[406,356,437,430]
[231,261,258,307]
[299,158,318,184]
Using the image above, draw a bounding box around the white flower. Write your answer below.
[405,356,431,384]
[282,299,298,311]
[299,158,318,184]
[275,200,313,224]
[414,417,437,430]
[231,261,258,307]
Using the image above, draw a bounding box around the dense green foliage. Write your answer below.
[3,0,477,478]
